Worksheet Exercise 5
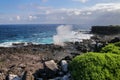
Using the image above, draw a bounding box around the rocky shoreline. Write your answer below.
[91,25,120,35]
[0,34,120,80]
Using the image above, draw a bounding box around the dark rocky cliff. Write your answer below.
[91,25,120,35]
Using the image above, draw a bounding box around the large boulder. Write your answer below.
[61,60,68,72]
[44,60,59,78]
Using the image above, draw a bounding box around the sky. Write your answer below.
[0,0,120,25]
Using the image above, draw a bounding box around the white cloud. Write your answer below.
[29,16,33,21]
[29,15,37,21]
[1,2,120,25]
[88,3,120,11]
[37,6,51,10]
[9,18,13,21]
[46,10,51,14]
[35,2,120,24]
[72,0,88,3]
[74,11,81,15]
[61,16,65,20]
[16,16,20,20]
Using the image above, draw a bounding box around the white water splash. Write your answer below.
[53,25,93,46]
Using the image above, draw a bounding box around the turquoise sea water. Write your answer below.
[0,24,90,47]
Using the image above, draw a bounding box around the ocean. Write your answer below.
[0,24,92,47]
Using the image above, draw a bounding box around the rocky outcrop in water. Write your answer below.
[91,25,120,35]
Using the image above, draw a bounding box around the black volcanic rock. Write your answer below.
[44,60,59,78]
[109,37,120,43]
[91,25,120,35]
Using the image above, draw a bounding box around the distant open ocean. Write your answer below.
[0,24,91,47]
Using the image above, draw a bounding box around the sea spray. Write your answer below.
[53,25,74,46]
[53,25,93,46]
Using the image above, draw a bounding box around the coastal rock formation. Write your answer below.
[44,60,59,78]
[0,34,120,80]
[34,60,71,80]
[91,25,120,35]
[109,37,120,43]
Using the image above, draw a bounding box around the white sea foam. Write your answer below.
[0,41,28,47]
[53,25,93,46]
[0,42,16,47]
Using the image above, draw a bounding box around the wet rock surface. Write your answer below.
[0,34,120,80]
[0,43,74,80]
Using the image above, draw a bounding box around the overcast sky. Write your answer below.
[0,0,120,25]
